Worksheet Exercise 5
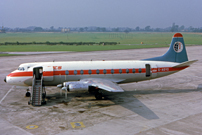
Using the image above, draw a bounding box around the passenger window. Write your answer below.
[74,70,77,75]
[126,69,129,73]
[111,69,114,74]
[132,68,136,73]
[65,70,69,75]
[96,69,100,74]
[80,70,84,75]
[119,69,122,74]
[88,69,92,75]
[139,68,142,73]
[103,69,107,74]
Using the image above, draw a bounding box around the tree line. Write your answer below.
[1,23,202,33]
[0,41,119,46]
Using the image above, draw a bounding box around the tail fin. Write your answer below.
[143,33,188,63]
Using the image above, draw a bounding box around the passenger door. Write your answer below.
[145,64,157,79]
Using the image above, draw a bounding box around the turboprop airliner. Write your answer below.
[4,33,197,105]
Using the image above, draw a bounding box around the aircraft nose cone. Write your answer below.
[4,77,6,83]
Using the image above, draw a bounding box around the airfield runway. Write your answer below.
[0,46,202,135]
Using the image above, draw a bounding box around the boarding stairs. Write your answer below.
[29,75,43,106]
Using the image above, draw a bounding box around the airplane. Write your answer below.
[4,33,197,105]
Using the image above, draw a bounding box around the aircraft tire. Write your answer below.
[42,101,46,105]
[88,89,95,94]
[95,93,102,100]
[25,92,31,97]
[88,86,95,94]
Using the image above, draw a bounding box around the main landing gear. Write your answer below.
[95,91,103,100]
[89,86,103,100]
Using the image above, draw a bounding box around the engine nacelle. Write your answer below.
[63,81,89,91]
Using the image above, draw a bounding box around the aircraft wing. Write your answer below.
[80,78,124,92]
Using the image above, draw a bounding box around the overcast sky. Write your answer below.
[1,0,202,28]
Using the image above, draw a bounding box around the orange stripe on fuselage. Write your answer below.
[7,71,33,77]
[53,71,66,76]
[7,66,188,77]
[43,71,54,76]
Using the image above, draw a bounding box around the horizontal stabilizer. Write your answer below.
[173,60,198,68]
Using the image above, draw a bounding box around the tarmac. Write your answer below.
[0,46,202,135]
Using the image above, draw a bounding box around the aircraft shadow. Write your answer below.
[44,86,202,119]
[44,91,90,106]
[45,92,74,106]
[107,96,159,120]
[105,87,202,120]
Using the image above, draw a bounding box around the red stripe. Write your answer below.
[43,71,53,76]
[92,70,97,74]
[100,69,104,74]
[7,66,188,77]
[114,69,119,74]
[173,33,183,37]
[83,70,88,75]
[54,71,65,75]
[7,71,33,77]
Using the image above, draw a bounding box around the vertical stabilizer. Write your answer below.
[143,33,188,63]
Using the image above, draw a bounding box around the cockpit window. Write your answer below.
[18,67,25,71]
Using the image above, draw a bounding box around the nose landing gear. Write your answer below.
[25,89,31,97]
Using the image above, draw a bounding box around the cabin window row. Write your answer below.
[65,68,142,75]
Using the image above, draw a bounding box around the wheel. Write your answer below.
[88,86,95,94]
[88,89,95,94]
[28,101,30,105]
[95,93,102,100]
[42,101,46,105]
[25,92,31,97]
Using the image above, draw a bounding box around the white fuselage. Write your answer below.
[6,60,187,87]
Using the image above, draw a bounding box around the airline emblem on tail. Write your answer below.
[173,42,183,53]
